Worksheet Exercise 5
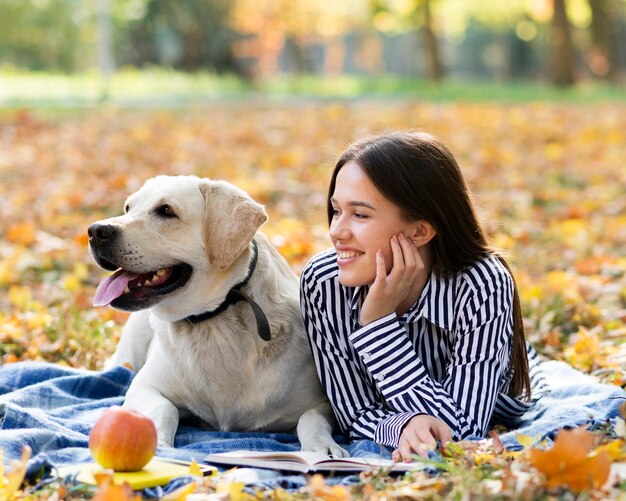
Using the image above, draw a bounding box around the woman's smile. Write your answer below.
[336,248,364,266]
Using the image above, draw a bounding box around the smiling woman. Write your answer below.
[300,131,549,462]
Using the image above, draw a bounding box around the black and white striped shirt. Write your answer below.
[300,248,548,448]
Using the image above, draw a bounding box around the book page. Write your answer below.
[204,450,424,473]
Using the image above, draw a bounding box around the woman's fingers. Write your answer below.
[375,249,387,282]
[394,415,453,463]
[398,233,417,275]
[396,435,434,462]
[432,421,453,445]
[388,235,405,275]
[396,424,438,462]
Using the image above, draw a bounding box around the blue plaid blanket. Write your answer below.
[1,360,624,488]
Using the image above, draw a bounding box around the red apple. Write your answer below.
[89,406,157,471]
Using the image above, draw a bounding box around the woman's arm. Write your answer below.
[349,274,513,446]
[300,265,411,442]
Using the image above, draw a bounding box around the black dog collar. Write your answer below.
[183,240,271,342]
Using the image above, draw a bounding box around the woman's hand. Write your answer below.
[359,233,427,326]
[392,414,452,462]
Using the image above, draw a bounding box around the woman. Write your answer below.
[300,131,547,462]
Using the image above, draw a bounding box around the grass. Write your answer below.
[1,67,625,107]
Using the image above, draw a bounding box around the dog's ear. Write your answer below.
[200,181,268,271]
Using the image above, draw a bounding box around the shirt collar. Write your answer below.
[348,271,454,331]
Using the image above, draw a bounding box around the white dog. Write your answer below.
[88,175,346,456]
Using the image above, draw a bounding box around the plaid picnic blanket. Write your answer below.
[0,359,624,488]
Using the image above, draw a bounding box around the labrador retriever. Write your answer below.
[88,175,346,456]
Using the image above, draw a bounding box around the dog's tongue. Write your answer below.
[93,269,138,307]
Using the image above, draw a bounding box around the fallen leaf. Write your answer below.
[530,428,611,492]
[6,222,36,246]
[516,433,538,449]
[0,446,31,501]
[308,474,352,501]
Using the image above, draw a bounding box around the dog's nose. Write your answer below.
[88,223,118,244]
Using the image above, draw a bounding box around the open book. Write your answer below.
[204,450,426,473]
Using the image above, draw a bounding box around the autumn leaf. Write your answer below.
[516,432,539,449]
[161,481,197,500]
[0,446,31,501]
[6,222,36,246]
[216,481,254,501]
[308,474,352,501]
[188,458,203,477]
[530,428,611,492]
[91,473,142,501]
[594,439,625,461]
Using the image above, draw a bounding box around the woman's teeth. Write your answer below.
[338,251,361,259]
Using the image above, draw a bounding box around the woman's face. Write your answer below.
[329,161,417,287]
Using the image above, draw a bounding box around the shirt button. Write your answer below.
[363,352,371,362]
[376,372,385,382]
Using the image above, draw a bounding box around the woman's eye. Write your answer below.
[354,213,368,219]
[331,208,341,217]
[155,205,177,218]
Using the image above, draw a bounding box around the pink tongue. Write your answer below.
[93,270,139,307]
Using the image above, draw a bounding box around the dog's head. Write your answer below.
[88,175,267,319]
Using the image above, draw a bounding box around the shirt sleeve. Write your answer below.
[349,278,514,446]
[300,269,404,443]
[301,262,514,448]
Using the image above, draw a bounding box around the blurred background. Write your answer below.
[0,1,625,375]
[1,0,625,104]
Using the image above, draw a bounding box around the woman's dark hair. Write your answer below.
[326,131,530,400]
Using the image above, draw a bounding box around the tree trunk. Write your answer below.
[587,0,617,81]
[288,37,312,74]
[550,0,575,86]
[96,0,115,100]
[421,0,443,81]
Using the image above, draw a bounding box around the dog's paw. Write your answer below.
[308,441,350,459]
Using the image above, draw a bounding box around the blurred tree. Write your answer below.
[230,0,367,78]
[118,0,240,73]
[421,0,444,80]
[372,0,444,80]
[587,0,618,80]
[0,0,92,71]
[97,0,115,99]
[550,0,576,85]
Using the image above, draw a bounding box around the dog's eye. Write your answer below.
[155,204,178,219]
[124,204,130,213]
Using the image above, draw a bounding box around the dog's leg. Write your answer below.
[105,310,154,371]
[297,403,349,458]
[123,369,180,447]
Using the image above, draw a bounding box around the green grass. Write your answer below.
[1,67,625,107]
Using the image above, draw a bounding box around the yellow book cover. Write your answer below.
[59,457,215,490]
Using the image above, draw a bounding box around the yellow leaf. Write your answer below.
[8,286,33,310]
[188,458,203,477]
[216,481,252,501]
[593,439,624,461]
[0,446,31,501]
[161,481,196,500]
[516,432,538,449]
[63,274,81,292]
